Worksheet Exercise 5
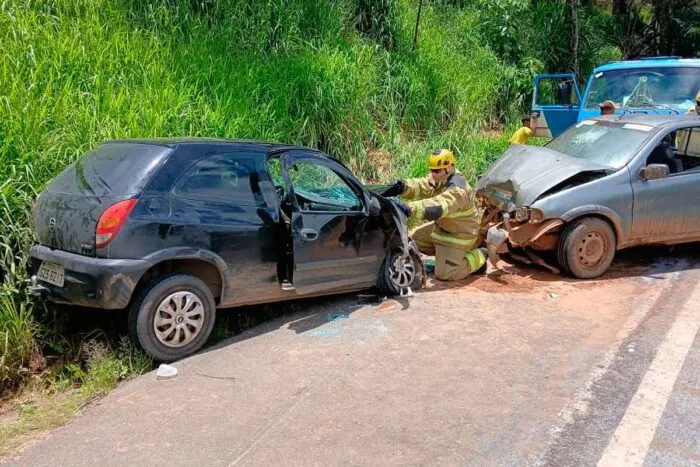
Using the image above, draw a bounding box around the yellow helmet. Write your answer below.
[427,149,456,170]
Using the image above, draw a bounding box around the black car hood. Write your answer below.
[475,144,610,210]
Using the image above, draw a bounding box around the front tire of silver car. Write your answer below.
[128,274,216,362]
[557,217,616,279]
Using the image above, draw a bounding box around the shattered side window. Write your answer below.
[267,157,284,186]
[547,122,653,169]
[289,162,361,210]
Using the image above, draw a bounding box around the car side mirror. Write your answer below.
[641,164,669,180]
[368,197,382,216]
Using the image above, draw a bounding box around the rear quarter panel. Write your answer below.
[105,144,283,306]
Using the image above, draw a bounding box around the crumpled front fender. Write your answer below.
[373,194,411,255]
[484,218,564,267]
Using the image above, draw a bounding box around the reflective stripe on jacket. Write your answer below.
[402,172,481,249]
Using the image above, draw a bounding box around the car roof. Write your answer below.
[591,114,700,128]
[594,57,700,73]
[101,138,318,155]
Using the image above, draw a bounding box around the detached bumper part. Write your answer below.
[485,226,509,268]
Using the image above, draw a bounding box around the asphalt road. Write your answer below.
[4,247,700,466]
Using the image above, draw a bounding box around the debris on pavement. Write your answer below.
[196,373,236,382]
[377,299,401,312]
[423,258,435,275]
[328,313,349,321]
[156,364,178,381]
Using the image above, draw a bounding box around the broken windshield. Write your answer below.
[584,67,700,111]
[546,121,654,169]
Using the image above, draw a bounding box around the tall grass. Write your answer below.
[0,294,40,388]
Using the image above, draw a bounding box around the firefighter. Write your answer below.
[383,149,487,281]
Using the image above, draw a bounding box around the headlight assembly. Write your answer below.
[513,207,545,222]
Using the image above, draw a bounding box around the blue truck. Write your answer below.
[532,57,700,138]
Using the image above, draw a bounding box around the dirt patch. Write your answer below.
[420,261,568,295]
[418,254,667,299]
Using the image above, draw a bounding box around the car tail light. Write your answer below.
[95,199,138,248]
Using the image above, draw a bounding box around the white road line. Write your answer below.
[597,284,700,467]
[530,271,681,466]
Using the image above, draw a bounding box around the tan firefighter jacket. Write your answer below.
[402,171,481,250]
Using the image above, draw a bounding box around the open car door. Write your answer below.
[532,73,582,139]
[280,151,382,294]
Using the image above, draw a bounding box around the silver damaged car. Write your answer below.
[476,114,700,278]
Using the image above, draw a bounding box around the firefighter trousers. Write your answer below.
[410,222,485,281]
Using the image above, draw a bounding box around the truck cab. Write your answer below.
[532,57,700,139]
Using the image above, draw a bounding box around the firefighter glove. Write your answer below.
[382,179,406,198]
[391,198,412,218]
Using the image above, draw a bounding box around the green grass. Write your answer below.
[0,294,41,389]
[0,337,151,458]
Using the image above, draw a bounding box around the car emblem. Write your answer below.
[48,217,56,232]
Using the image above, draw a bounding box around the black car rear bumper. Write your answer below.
[29,245,152,310]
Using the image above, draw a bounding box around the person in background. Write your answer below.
[687,90,700,115]
[509,113,537,145]
[599,100,617,116]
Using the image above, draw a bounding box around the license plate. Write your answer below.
[37,262,65,287]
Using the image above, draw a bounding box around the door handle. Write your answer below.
[300,228,318,241]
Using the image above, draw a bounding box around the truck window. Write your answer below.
[584,67,700,111]
[537,77,579,106]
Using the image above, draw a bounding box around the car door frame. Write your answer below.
[532,73,583,139]
[165,148,282,307]
[279,150,383,294]
[627,120,700,245]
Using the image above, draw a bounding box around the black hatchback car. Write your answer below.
[29,140,423,361]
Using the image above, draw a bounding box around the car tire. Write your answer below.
[378,247,425,295]
[128,273,216,362]
[557,217,616,279]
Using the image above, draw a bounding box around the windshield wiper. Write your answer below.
[651,104,680,114]
[619,103,680,114]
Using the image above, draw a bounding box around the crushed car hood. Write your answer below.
[475,145,610,210]
[367,185,411,254]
